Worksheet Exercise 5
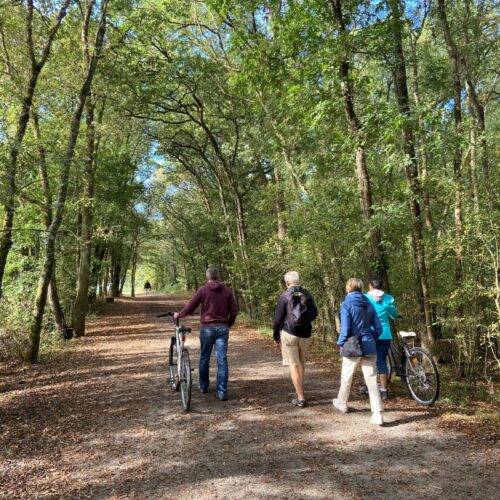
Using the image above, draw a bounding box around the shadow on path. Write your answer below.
[1,295,497,499]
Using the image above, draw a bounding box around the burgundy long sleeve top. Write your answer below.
[177,281,238,327]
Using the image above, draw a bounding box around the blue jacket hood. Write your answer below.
[344,291,370,309]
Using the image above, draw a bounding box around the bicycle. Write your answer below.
[156,312,192,411]
[387,330,440,406]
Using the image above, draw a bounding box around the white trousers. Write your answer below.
[337,355,383,413]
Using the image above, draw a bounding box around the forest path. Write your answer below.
[1,295,498,499]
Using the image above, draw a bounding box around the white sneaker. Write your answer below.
[332,399,348,414]
[370,412,384,426]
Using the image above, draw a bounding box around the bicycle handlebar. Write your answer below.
[156,312,194,331]
[156,312,173,318]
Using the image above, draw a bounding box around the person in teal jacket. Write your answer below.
[364,277,398,399]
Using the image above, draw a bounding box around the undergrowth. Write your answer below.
[244,315,499,430]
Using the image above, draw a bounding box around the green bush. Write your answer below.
[0,299,32,362]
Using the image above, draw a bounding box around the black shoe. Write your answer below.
[200,388,208,394]
[216,393,228,401]
[292,397,306,408]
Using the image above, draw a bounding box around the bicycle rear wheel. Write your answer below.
[180,349,192,411]
[168,337,180,391]
[386,353,393,382]
[404,347,440,406]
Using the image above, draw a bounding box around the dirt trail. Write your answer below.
[1,295,498,499]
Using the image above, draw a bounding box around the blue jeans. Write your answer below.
[199,325,229,396]
[376,340,392,375]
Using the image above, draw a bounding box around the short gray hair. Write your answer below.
[284,270,300,284]
[206,267,220,280]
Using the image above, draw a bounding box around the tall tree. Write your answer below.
[437,0,464,288]
[387,0,435,346]
[0,0,71,299]
[27,0,109,363]
[329,0,389,287]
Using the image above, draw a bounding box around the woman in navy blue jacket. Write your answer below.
[333,278,384,425]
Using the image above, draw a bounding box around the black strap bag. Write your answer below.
[285,289,311,333]
[340,335,363,357]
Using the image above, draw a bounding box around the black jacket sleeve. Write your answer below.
[273,295,287,341]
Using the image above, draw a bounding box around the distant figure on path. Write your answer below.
[365,277,398,399]
[273,271,318,408]
[144,281,152,294]
[333,278,384,425]
[174,267,238,401]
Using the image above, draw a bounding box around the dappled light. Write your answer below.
[1,296,498,498]
[0,0,498,497]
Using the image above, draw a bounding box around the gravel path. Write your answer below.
[1,294,498,499]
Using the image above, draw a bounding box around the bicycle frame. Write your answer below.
[156,312,191,388]
[171,321,189,382]
[388,333,415,379]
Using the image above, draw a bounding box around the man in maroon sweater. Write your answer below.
[174,268,238,400]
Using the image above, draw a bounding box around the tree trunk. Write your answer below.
[103,265,110,296]
[119,249,132,295]
[32,111,69,332]
[0,73,38,299]
[131,246,138,297]
[317,250,340,338]
[0,0,70,299]
[452,70,464,287]
[49,271,66,331]
[437,0,465,287]
[27,0,109,363]
[329,0,389,288]
[468,103,480,211]
[72,99,97,337]
[119,268,128,295]
[388,0,435,347]
[111,244,122,298]
[409,31,433,230]
[272,162,286,257]
[91,243,107,298]
[437,0,487,178]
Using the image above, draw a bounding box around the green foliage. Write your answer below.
[0,298,58,362]
[0,0,498,382]
[0,300,33,362]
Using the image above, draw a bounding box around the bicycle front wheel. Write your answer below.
[404,347,440,406]
[180,349,192,411]
[168,337,180,391]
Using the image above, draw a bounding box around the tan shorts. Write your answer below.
[281,330,311,366]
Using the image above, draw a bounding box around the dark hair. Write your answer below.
[206,267,220,281]
[369,277,384,290]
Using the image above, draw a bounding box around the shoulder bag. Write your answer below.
[340,335,363,357]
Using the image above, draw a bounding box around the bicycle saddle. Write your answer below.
[399,331,416,337]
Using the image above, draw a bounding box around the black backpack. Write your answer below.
[285,288,312,333]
